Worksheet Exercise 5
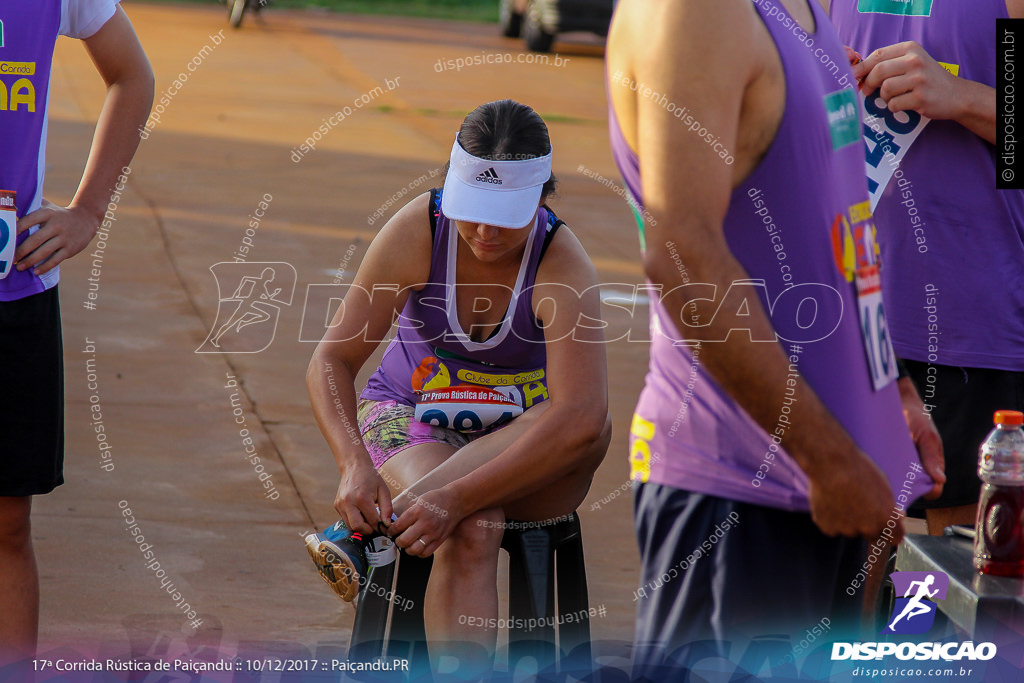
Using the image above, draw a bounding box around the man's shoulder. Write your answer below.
[615,0,762,58]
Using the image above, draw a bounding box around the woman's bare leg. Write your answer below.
[374,413,610,671]
[379,445,502,672]
[423,508,504,674]
[0,497,37,665]
[391,405,611,520]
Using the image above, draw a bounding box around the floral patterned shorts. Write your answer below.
[357,399,506,469]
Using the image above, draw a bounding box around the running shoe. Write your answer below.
[304,520,369,602]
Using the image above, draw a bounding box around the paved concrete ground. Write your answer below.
[35,0,649,664]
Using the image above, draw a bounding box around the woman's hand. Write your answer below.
[16,201,100,275]
[389,487,464,557]
[334,459,394,535]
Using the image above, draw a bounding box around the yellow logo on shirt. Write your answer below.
[456,368,545,387]
[0,62,34,76]
[0,42,38,111]
[848,200,872,225]
[831,202,879,283]
[0,77,35,112]
[629,414,656,483]
[938,62,960,77]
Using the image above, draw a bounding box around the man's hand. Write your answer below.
[15,201,100,275]
[334,459,394,535]
[808,451,903,542]
[898,376,945,500]
[389,487,463,557]
[853,40,997,144]
[853,41,960,119]
[845,45,863,67]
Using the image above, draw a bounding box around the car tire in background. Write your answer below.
[499,0,524,37]
[524,0,555,53]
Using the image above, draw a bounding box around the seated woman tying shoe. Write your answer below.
[304,99,611,669]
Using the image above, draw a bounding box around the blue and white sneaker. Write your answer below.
[304,520,369,602]
[304,519,397,602]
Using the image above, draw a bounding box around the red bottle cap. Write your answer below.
[994,410,1024,426]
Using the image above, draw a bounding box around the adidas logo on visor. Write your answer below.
[475,168,502,185]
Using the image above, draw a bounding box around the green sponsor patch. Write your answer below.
[824,89,860,150]
[857,0,933,17]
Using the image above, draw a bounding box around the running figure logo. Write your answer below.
[882,571,949,635]
[197,262,296,353]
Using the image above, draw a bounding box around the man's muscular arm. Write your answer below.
[609,0,898,539]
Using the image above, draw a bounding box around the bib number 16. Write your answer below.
[856,265,898,391]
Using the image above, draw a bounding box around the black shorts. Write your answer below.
[0,287,64,496]
[632,483,865,681]
[904,360,1024,511]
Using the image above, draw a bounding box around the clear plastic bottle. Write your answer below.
[974,410,1024,576]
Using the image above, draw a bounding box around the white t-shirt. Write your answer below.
[60,0,119,39]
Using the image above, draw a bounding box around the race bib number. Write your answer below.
[414,385,522,433]
[0,191,16,280]
[855,264,898,391]
[861,89,929,211]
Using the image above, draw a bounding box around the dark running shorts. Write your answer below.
[905,360,1024,511]
[632,483,865,682]
[0,287,64,497]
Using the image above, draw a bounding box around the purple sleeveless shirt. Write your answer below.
[0,1,64,301]
[609,0,933,511]
[832,0,1024,371]
[361,190,555,413]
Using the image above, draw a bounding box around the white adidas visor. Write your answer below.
[441,134,553,229]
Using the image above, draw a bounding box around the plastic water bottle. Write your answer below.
[974,410,1024,576]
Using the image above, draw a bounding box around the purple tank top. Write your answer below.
[832,0,1024,371]
[361,190,555,413]
[0,1,63,301]
[608,0,933,511]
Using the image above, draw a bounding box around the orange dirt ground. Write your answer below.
[37,0,649,663]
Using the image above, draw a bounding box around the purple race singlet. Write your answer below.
[608,0,933,511]
[832,0,1024,372]
[0,1,63,300]
[361,190,557,415]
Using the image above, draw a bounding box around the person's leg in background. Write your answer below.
[905,361,1024,535]
[0,288,65,667]
[0,497,38,664]
[631,484,865,682]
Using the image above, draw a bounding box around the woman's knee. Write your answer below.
[442,508,504,561]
